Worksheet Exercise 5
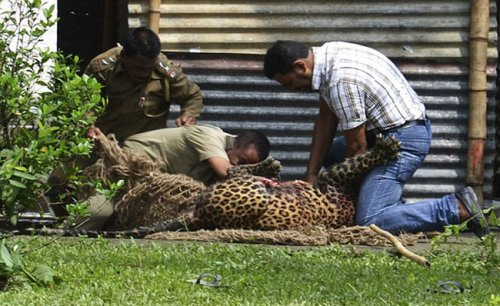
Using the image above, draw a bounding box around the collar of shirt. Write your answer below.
[225,134,236,150]
[114,58,163,82]
[311,46,325,91]
[150,66,163,80]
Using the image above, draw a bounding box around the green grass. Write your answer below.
[0,236,498,305]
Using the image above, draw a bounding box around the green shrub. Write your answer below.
[0,0,105,221]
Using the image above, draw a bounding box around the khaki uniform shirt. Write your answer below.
[85,47,203,142]
[122,125,235,184]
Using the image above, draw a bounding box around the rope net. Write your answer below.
[84,133,205,229]
[146,226,426,246]
[85,133,425,246]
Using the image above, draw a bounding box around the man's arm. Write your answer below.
[184,125,232,179]
[82,49,118,137]
[207,156,233,179]
[168,65,203,127]
[329,81,367,157]
[305,101,338,184]
[343,123,368,157]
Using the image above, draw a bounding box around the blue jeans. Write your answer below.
[324,119,461,233]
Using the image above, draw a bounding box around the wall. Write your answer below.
[127,0,498,201]
[1,0,57,50]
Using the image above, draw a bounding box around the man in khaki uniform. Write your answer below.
[123,125,271,185]
[76,125,270,229]
[85,26,203,143]
[49,27,203,228]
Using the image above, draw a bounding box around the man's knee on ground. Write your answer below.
[74,194,114,231]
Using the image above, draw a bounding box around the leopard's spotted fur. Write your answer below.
[26,135,400,238]
[189,135,401,230]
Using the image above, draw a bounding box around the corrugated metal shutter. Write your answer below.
[127,0,497,58]
[127,0,498,201]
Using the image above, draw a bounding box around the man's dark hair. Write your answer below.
[263,40,309,79]
[122,27,161,58]
[235,130,270,161]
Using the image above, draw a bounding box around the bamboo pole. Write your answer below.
[149,0,161,34]
[466,0,490,203]
[369,225,431,268]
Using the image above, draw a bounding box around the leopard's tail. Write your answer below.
[320,135,401,189]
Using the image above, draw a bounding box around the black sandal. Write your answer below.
[188,273,228,288]
[428,281,468,294]
[455,186,490,239]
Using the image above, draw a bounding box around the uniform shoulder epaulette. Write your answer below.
[89,47,121,73]
[156,55,179,81]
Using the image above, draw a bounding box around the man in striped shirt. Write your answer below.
[264,40,489,238]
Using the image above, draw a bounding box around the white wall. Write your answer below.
[0,0,57,51]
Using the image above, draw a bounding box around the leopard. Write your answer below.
[23,134,400,238]
[183,134,401,231]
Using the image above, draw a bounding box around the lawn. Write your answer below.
[0,235,498,305]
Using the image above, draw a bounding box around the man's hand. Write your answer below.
[86,126,103,139]
[207,157,233,179]
[175,113,197,126]
[304,101,337,187]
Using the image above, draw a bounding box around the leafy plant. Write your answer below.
[430,222,466,248]
[480,209,499,265]
[0,0,106,222]
[0,239,61,289]
[431,208,498,266]
[95,179,125,200]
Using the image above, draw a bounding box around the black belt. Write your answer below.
[366,119,426,145]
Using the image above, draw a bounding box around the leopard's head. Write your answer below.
[227,156,282,180]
